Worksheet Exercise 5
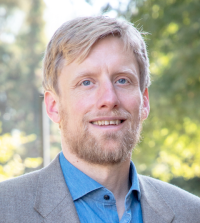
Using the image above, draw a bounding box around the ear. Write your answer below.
[142,88,150,120]
[44,91,60,123]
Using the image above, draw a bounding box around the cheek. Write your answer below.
[119,90,142,113]
[69,94,94,117]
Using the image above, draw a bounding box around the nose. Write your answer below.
[96,81,120,110]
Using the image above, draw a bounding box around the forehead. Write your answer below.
[76,36,138,69]
[58,36,139,88]
[79,36,139,75]
[85,36,127,61]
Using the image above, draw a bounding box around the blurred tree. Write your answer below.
[116,0,200,195]
[0,122,42,182]
[0,0,45,175]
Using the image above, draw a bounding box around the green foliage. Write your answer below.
[120,0,200,194]
[0,126,42,181]
[0,0,45,171]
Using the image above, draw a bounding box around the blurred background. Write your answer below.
[0,0,200,196]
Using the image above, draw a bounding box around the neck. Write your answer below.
[62,147,131,220]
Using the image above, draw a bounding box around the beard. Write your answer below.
[60,108,142,165]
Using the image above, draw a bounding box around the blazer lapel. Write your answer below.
[34,154,80,223]
[138,175,175,223]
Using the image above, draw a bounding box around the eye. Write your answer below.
[117,78,128,84]
[82,80,91,86]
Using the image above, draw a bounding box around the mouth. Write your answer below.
[90,119,125,126]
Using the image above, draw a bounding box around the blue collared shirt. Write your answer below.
[59,152,143,223]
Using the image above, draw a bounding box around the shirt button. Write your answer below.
[104,195,110,200]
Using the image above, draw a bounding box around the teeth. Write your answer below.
[92,120,122,126]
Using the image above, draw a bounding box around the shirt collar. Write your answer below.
[59,152,141,201]
[59,152,103,200]
[129,160,141,200]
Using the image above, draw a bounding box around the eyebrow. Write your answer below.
[73,71,97,80]
[115,68,138,78]
[73,67,139,81]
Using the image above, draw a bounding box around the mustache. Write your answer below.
[83,108,133,122]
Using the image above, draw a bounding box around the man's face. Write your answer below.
[57,36,149,165]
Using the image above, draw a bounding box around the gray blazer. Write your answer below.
[0,154,200,223]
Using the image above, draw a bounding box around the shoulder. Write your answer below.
[0,169,43,223]
[0,154,62,223]
[0,154,61,195]
[0,168,40,196]
[139,175,200,203]
[138,175,200,222]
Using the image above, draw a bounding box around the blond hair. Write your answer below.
[43,16,150,94]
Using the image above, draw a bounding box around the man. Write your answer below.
[0,16,200,223]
